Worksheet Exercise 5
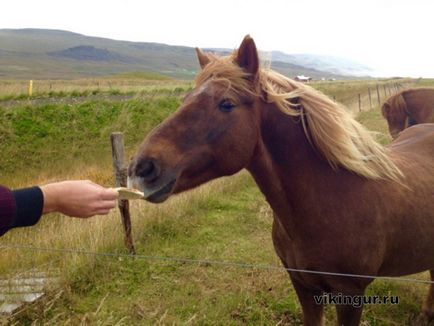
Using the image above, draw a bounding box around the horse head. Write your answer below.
[128,36,262,202]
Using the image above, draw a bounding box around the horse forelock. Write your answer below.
[193,52,403,182]
[195,52,255,97]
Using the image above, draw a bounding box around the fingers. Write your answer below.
[100,188,119,200]
[47,180,121,218]
[95,209,112,216]
[98,200,117,210]
[94,201,117,216]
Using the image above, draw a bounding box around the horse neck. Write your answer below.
[246,101,350,235]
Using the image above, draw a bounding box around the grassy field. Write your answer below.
[0,75,192,102]
[1,78,434,325]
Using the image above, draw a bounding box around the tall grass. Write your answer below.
[0,78,192,100]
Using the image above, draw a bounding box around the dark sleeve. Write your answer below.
[0,185,44,236]
[0,185,17,236]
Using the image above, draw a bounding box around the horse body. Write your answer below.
[256,110,434,324]
[129,36,434,325]
[382,87,434,138]
[253,102,434,278]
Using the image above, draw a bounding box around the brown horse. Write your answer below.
[128,36,434,325]
[382,87,434,139]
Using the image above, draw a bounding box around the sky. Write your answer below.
[2,0,434,77]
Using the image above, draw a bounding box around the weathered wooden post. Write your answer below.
[111,132,136,255]
[376,84,381,107]
[358,94,361,112]
[368,88,372,110]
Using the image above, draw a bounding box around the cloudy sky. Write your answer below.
[2,0,433,77]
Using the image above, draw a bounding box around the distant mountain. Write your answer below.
[270,51,372,77]
[0,29,371,79]
[48,45,138,63]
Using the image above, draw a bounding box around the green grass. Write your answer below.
[107,71,173,80]
[357,109,391,145]
[0,97,180,180]
[0,86,192,102]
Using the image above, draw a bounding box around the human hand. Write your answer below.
[40,180,119,218]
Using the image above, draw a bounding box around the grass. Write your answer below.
[1,78,434,325]
[8,173,302,325]
[0,78,192,101]
[0,97,180,180]
[357,109,391,145]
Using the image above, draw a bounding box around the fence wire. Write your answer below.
[1,243,433,285]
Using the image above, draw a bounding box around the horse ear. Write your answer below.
[236,35,259,77]
[196,48,210,69]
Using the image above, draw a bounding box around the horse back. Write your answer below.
[403,88,434,123]
[389,123,434,157]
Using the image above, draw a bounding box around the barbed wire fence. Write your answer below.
[2,243,434,285]
[329,82,405,113]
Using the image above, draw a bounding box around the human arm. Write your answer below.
[0,181,118,236]
[0,185,43,236]
[40,180,118,217]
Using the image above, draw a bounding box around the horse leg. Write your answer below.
[272,218,324,324]
[335,303,363,326]
[290,275,325,326]
[422,270,434,320]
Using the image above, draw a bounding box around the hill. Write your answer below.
[0,28,369,80]
[270,51,372,77]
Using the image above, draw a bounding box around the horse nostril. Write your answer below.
[135,158,160,182]
[141,161,154,175]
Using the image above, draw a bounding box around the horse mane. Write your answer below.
[195,52,403,182]
[382,91,408,121]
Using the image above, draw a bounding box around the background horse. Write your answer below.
[382,87,434,139]
[129,36,434,325]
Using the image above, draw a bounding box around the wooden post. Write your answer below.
[111,132,135,255]
[376,84,381,106]
[383,85,387,98]
[368,88,372,110]
[358,94,361,112]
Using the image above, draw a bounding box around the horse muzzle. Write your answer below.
[128,157,178,203]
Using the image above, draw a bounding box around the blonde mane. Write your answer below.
[195,53,403,182]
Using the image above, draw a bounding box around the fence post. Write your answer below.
[376,85,381,107]
[368,88,372,110]
[28,80,33,97]
[111,132,136,255]
[383,85,387,98]
[358,94,361,112]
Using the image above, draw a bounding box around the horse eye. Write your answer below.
[219,99,235,112]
